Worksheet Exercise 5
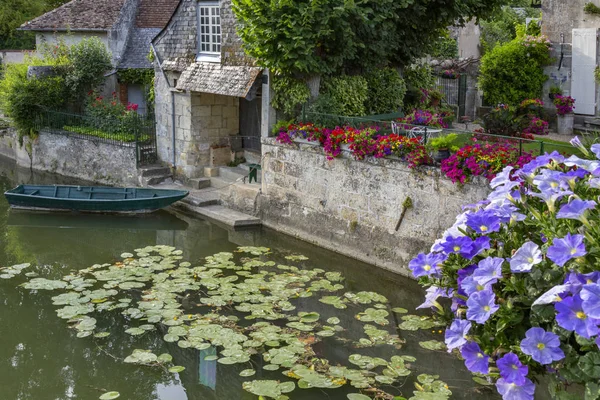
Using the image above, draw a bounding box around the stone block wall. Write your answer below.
[259,138,491,276]
[155,77,240,179]
[220,0,254,66]
[0,128,138,185]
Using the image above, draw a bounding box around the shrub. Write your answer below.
[523,117,549,136]
[403,64,436,109]
[482,105,526,137]
[322,75,368,116]
[364,68,406,115]
[410,139,600,400]
[479,35,552,105]
[398,109,448,128]
[271,75,310,117]
[64,37,112,101]
[0,63,67,137]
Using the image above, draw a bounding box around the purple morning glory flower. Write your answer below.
[467,289,499,324]
[463,236,491,259]
[533,284,576,306]
[417,286,453,310]
[556,199,596,220]
[460,341,490,374]
[533,170,569,193]
[490,166,515,188]
[460,275,492,297]
[440,236,474,258]
[473,257,504,285]
[555,295,600,339]
[591,143,600,159]
[509,242,542,273]
[520,151,564,177]
[466,210,502,234]
[529,188,573,213]
[496,377,535,400]
[564,155,600,172]
[581,283,600,319]
[546,233,586,267]
[520,327,565,365]
[496,352,528,385]
[445,319,471,351]
[566,271,600,286]
[408,252,446,278]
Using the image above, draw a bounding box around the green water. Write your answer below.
[0,156,497,400]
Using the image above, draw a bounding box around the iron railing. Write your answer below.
[33,108,158,165]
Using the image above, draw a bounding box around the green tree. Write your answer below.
[0,0,70,49]
[232,0,510,78]
[479,35,551,105]
[480,4,541,53]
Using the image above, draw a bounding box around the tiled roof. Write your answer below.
[20,0,126,31]
[176,62,262,98]
[118,28,161,69]
[161,57,194,72]
[136,0,180,28]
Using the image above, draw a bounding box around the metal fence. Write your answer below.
[34,108,158,165]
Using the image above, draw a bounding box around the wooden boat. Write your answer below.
[4,185,189,213]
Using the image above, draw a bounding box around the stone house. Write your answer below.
[542,0,600,117]
[151,0,265,179]
[19,0,178,114]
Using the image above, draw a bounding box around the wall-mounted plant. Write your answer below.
[595,66,600,83]
[549,85,563,100]
[584,2,600,15]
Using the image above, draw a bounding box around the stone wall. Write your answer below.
[0,50,34,64]
[0,128,138,185]
[155,79,240,178]
[259,138,491,276]
[220,0,254,66]
[153,0,197,61]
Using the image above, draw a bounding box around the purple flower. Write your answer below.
[466,210,502,234]
[467,289,499,324]
[592,143,600,159]
[496,377,535,400]
[460,341,490,374]
[546,233,586,267]
[460,275,492,297]
[555,295,600,338]
[581,283,600,319]
[417,286,453,310]
[440,236,474,258]
[556,199,596,220]
[497,353,528,385]
[533,284,576,306]
[445,319,471,351]
[520,151,564,177]
[520,327,565,365]
[473,257,504,285]
[409,252,446,278]
[490,166,515,188]
[533,170,569,193]
[564,155,600,172]
[463,236,491,259]
[509,242,542,273]
[529,188,572,212]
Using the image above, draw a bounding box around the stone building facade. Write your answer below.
[152,0,263,179]
[542,0,600,116]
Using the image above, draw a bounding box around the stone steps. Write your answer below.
[139,164,172,186]
[174,203,261,227]
[188,177,211,190]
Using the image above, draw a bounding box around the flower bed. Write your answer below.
[440,139,534,184]
[276,123,432,167]
[409,137,600,400]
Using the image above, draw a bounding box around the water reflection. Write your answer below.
[0,155,498,400]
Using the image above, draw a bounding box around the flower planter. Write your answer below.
[433,149,451,163]
[556,113,574,135]
[293,137,313,145]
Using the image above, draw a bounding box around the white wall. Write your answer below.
[35,32,110,55]
[0,50,35,64]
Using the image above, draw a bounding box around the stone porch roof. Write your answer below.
[176,62,262,98]
[20,0,126,31]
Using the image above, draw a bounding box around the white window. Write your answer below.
[197,1,221,62]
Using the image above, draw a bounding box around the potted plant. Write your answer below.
[549,86,562,100]
[428,133,458,163]
[553,95,575,135]
[428,90,444,108]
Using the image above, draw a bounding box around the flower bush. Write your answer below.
[482,105,527,137]
[84,92,142,136]
[276,123,432,167]
[398,109,449,129]
[440,139,534,184]
[554,95,576,115]
[523,117,549,136]
[517,98,545,120]
[410,138,600,400]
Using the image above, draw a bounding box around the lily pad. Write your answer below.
[99,392,120,399]
[240,369,256,377]
[168,366,186,373]
[347,394,371,400]
[419,340,445,351]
